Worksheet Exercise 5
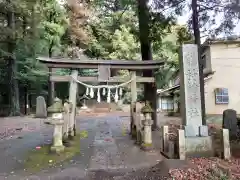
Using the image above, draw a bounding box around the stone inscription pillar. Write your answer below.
[179,44,207,137]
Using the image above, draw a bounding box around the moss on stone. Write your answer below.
[142,143,152,147]
[141,101,153,114]
[47,98,63,113]
[24,133,81,173]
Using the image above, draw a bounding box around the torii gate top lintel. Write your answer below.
[37,57,165,70]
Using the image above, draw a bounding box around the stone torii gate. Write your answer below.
[38,57,164,138]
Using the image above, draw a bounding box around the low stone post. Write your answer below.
[74,106,77,136]
[141,101,153,151]
[47,98,65,153]
[178,129,186,160]
[222,128,231,160]
[163,126,169,153]
[68,102,74,139]
[130,102,137,137]
[63,100,70,144]
[135,113,144,145]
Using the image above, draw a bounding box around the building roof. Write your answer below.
[201,35,240,52]
[202,35,240,46]
[37,57,165,70]
[157,71,214,95]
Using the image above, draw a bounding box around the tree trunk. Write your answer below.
[48,44,55,106]
[113,0,121,11]
[7,6,20,116]
[137,0,153,101]
[192,0,206,124]
[138,0,157,129]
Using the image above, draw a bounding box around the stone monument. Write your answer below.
[223,109,238,140]
[35,96,47,118]
[179,44,212,158]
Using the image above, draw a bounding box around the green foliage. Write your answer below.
[86,11,140,60]
[1,0,237,114]
[39,0,68,56]
[15,39,48,87]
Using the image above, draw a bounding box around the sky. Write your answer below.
[177,9,240,42]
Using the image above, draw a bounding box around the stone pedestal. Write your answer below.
[50,113,65,153]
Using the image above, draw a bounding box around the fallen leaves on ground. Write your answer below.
[168,158,240,180]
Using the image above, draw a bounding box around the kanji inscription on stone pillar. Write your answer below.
[180,44,202,137]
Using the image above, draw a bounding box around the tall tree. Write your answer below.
[137,0,153,106]
[192,0,206,123]
[66,0,91,51]
[7,1,20,116]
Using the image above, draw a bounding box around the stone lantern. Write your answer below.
[140,101,154,151]
[47,97,65,153]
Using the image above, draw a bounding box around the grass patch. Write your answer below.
[80,130,88,138]
[122,129,126,136]
[24,133,82,173]
[142,143,152,147]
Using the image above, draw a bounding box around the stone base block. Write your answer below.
[184,125,209,137]
[50,145,65,153]
[185,136,213,158]
[184,125,199,137]
[141,143,153,151]
[199,125,209,137]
